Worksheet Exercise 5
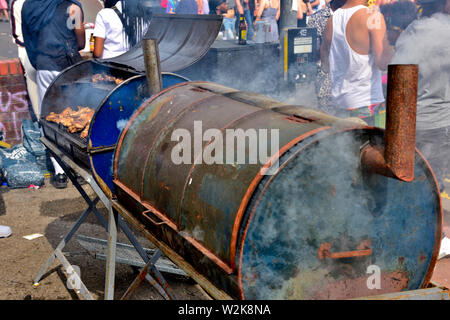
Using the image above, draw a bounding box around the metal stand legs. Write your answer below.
[34,138,177,300]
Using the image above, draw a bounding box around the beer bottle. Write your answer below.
[238,16,247,45]
[90,33,95,52]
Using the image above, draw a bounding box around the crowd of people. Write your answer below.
[211,0,281,41]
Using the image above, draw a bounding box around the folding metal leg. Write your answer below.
[33,139,109,300]
[32,181,101,299]
[33,198,99,287]
[117,217,176,299]
[104,212,177,300]
[37,137,177,300]
[121,249,176,300]
[104,207,118,300]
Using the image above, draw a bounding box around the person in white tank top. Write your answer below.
[320,0,392,126]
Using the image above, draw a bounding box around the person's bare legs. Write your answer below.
[1,9,8,21]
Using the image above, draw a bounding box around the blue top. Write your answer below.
[22,0,83,71]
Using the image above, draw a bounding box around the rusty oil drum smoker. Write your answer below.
[112,64,442,300]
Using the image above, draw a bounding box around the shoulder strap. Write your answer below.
[112,6,126,27]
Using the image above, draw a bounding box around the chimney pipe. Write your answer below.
[143,38,163,96]
[361,64,419,182]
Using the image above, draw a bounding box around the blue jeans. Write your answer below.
[237,9,254,41]
[223,17,236,40]
[416,126,450,192]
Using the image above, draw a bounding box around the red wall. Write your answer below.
[0,59,31,145]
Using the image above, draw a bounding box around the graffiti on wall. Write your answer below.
[0,88,29,143]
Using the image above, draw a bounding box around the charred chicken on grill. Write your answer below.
[92,73,124,85]
[45,106,95,139]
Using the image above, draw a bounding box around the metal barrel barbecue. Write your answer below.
[113,72,442,299]
[40,59,188,197]
[40,14,222,197]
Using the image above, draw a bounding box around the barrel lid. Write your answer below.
[238,129,442,299]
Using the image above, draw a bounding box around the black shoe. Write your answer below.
[76,173,87,185]
[50,173,68,189]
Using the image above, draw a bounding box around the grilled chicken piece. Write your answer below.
[46,106,95,135]
[67,107,94,132]
[80,120,91,139]
[61,107,75,115]
[104,74,115,82]
[92,74,104,83]
[92,73,124,85]
[68,119,87,132]
[60,117,74,127]
[46,112,61,123]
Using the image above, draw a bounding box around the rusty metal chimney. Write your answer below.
[361,64,419,182]
[143,38,163,95]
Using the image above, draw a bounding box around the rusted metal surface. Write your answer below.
[237,129,442,299]
[361,64,419,182]
[384,64,418,181]
[311,271,410,299]
[114,82,326,267]
[113,81,442,300]
[318,240,372,260]
[143,38,163,96]
[112,200,233,300]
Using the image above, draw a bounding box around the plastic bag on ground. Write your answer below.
[0,144,45,188]
[3,161,44,188]
[22,119,46,156]
[0,144,36,168]
[21,120,51,173]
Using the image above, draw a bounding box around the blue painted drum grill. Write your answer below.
[112,82,442,300]
[239,129,441,299]
[40,60,188,197]
[87,72,188,197]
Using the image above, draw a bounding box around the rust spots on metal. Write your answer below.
[146,97,170,122]
[360,64,418,182]
[384,64,418,181]
[142,201,178,231]
[190,87,210,93]
[330,185,336,197]
[182,234,233,275]
[409,148,443,288]
[231,126,332,271]
[114,81,191,180]
[284,115,315,124]
[317,240,372,260]
[311,271,409,300]
[111,200,234,300]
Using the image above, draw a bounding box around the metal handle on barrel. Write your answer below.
[142,210,167,226]
[318,240,372,259]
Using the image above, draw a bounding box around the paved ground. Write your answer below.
[0,179,209,300]
[0,20,17,60]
